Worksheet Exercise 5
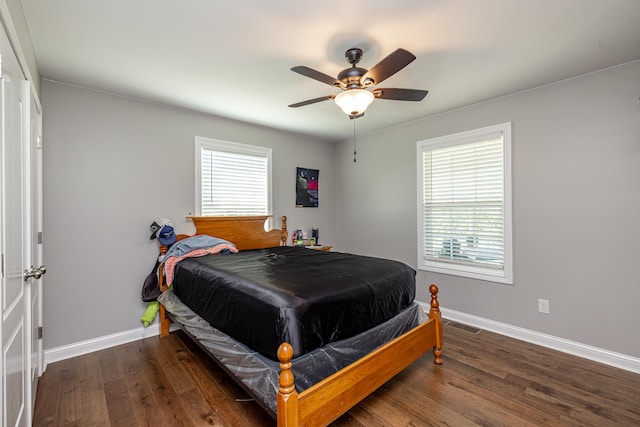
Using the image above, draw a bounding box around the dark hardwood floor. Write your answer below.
[33,321,640,426]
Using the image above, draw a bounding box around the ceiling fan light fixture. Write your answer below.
[335,89,374,116]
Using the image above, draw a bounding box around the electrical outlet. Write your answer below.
[538,299,550,314]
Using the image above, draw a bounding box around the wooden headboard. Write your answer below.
[160,215,287,254]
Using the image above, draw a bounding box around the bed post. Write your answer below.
[276,342,298,427]
[280,215,288,246]
[429,284,443,364]
[158,245,171,337]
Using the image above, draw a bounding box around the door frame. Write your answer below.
[29,100,44,414]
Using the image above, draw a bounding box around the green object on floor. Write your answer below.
[141,301,159,327]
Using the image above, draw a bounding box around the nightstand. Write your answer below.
[304,245,332,252]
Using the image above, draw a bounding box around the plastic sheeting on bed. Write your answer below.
[158,289,426,415]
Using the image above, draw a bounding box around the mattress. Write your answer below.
[172,246,416,360]
[158,289,424,415]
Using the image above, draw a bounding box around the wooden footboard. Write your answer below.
[277,284,443,427]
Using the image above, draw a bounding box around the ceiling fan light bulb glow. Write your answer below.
[335,89,374,116]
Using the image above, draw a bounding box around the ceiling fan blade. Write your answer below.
[372,88,428,101]
[360,49,416,86]
[288,95,335,108]
[291,66,345,88]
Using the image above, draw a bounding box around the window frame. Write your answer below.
[416,122,513,284]
[195,136,272,218]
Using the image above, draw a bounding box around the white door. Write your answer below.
[0,26,34,427]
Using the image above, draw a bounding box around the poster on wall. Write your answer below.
[296,167,319,208]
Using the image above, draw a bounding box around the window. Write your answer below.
[417,123,513,284]
[195,137,272,217]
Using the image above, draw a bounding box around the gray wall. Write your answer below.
[334,60,640,358]
[42,80,336,349]
[43,60,640,360]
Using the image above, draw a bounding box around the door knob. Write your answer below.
[24,265,47,281]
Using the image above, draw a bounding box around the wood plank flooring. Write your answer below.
[33,322,640,426]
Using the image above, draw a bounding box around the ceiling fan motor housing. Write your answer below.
[337,66,368,88]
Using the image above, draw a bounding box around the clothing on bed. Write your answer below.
[171,246,416,360]
[162,235,236,259]
[161,235,238,285]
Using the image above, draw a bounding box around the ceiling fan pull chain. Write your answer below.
[353,119,357,163]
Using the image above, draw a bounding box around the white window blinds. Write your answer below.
[195,137,272,217]
[417,123,512,284]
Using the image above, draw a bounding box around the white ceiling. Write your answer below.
[20,0,640,142]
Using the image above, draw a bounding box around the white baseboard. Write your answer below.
[44,306,640,375]
[418,303,640,374]
[43,322,179,371]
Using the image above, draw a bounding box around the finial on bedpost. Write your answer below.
[277,342,299,426]
[429,284,443,365]
[281,215,288,246]
[278,343,294,393]
[429,284,440,312]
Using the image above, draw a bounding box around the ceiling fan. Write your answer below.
[289,47,428,119]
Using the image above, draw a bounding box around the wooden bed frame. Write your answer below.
[157,215,443,427]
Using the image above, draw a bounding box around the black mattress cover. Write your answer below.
[172,246,416,360]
